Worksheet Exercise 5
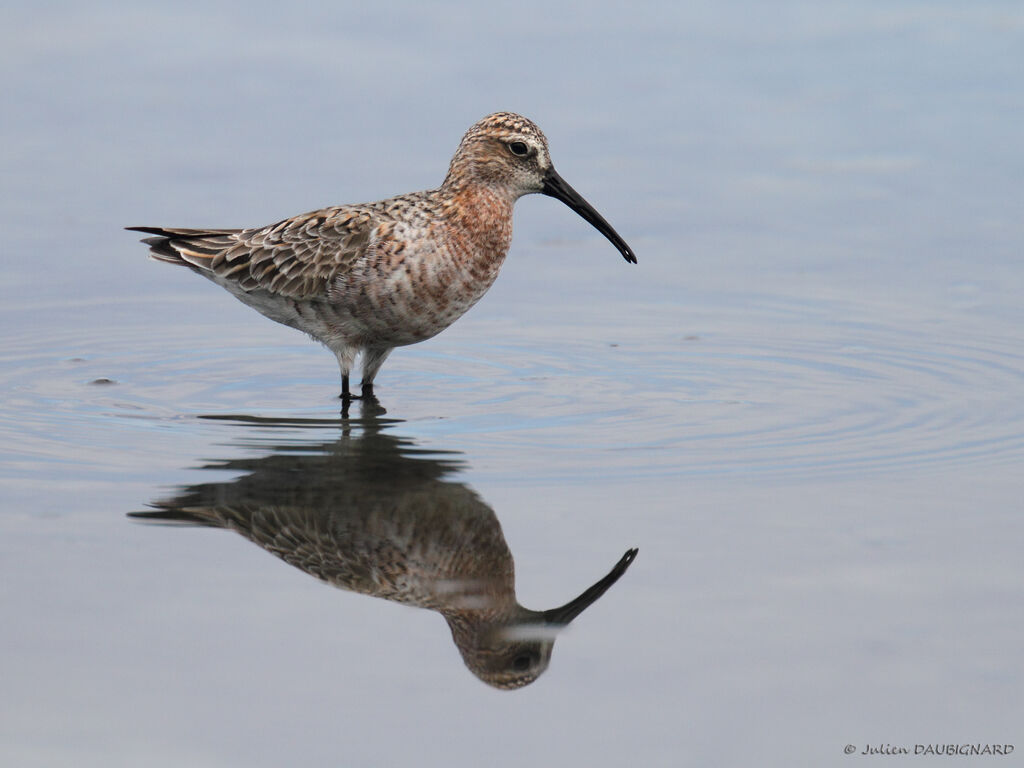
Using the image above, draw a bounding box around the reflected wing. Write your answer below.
[130,504,365,586]
[127,207,375,299]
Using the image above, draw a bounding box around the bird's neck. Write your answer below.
[439,182,516,260]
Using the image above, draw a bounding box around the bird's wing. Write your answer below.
[128,207,375,299]
[130,503,396,594]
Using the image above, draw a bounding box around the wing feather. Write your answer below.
[127,207,376,299]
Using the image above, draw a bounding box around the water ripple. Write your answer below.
[2,298,1022,481]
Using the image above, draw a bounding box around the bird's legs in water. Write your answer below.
[340,375,386,418]
[339,378,380,402]
[337,347,390,402]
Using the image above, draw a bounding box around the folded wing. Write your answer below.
[128,207,375,299]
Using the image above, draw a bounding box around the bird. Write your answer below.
[128,112,635,401]
[129,422,638,689]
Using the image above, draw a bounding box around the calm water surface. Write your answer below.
[2,2,1023,766]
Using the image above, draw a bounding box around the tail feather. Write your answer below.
[126,226,240,238]
[126,225,243,266]
[128,507,222,527]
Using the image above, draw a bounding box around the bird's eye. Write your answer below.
[508,141,529,157]
[512,653,534,671]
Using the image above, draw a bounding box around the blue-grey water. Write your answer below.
[2,2,1023,766]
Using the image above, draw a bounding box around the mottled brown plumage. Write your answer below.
[128,112,635,399]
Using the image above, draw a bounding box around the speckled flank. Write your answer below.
[128,112,634,397]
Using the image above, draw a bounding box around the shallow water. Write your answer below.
[3,2,1024,766]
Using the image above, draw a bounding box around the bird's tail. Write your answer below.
[126,226,242,265]
[128,506,223,528]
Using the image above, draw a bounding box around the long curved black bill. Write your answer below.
[542,168,637,264]
[542,548,639,626]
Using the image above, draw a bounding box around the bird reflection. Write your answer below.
[131,413,636,689]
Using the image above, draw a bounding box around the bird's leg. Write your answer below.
[335,347,358,400]
[340,374,365,401]
[360,346,393,399]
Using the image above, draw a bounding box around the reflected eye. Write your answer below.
[507,141,529,157]
[512,653,533,671]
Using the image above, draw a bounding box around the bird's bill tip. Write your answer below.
[541,547,639,626]
[541,168,636,264]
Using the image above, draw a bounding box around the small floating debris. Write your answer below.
[89,377,117,386]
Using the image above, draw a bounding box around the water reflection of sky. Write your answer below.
[2,2,1023,766]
